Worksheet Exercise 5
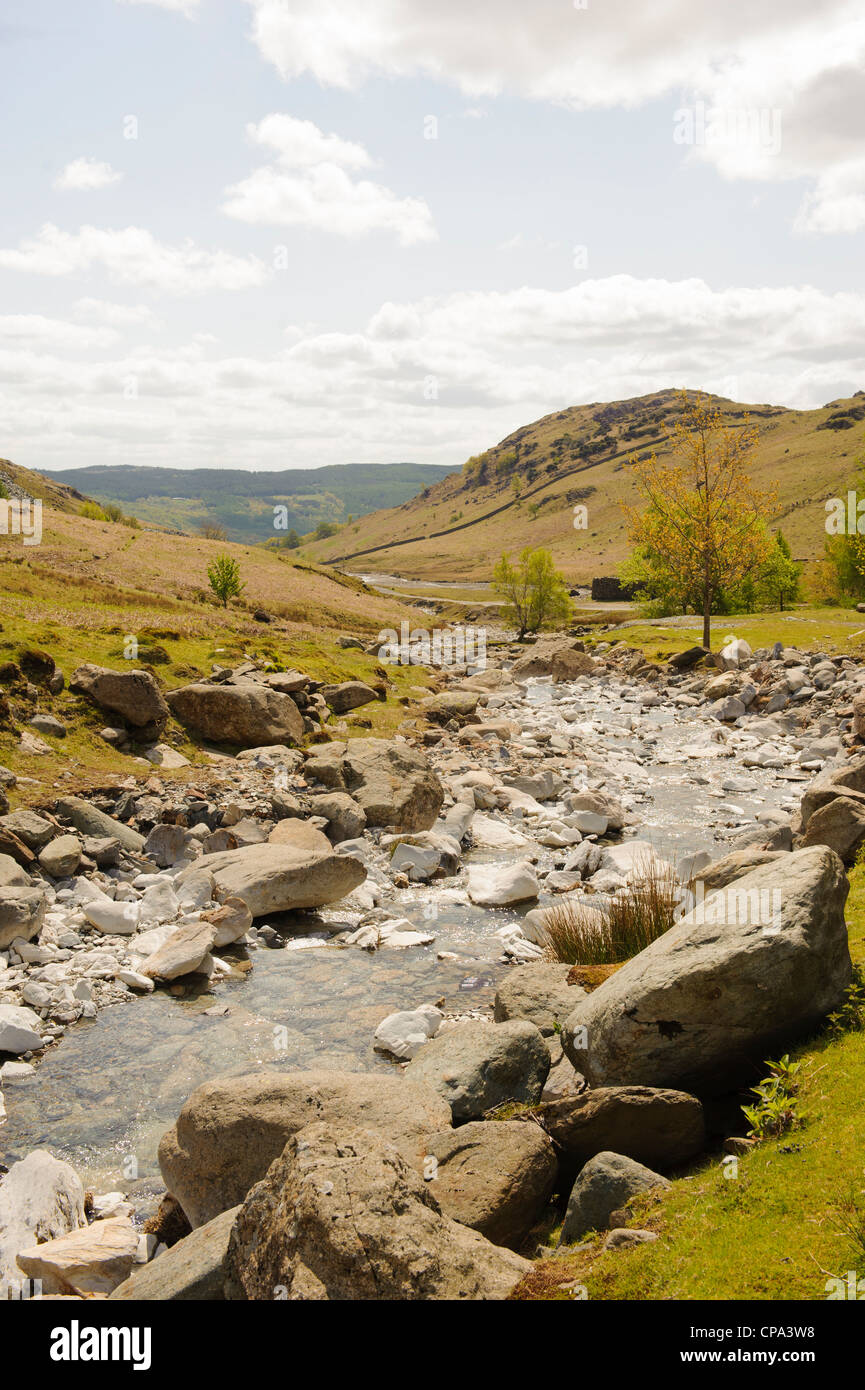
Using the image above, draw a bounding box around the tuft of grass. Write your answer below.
[542,861,680,965]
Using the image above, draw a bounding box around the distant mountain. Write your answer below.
[39,462,452,544]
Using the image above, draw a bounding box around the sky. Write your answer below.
[1,0,865,474]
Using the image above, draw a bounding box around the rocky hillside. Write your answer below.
[302,390,865,582]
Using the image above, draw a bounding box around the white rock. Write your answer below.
[467,861,539,907]
[138,878,181,925]
[470,814,530,850]
[0,1003,43,1054]
[344,917,435,951]
[374,1004,443,1059]
[0,1060,36,1083]
[83,899,140,936]
[0,1150,86,1288]
[115,968,155,993]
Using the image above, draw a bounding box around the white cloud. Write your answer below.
[0,315,118,350]
[223,115,436,245]
[54,158,123,192]
[4,276,864,473]
[73,297,159,328]
[246,114,372,169]
[245,0,865,233]
[0,224,268,293]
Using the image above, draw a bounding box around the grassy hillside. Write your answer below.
[301,390,865,583]
[39,461,452,544]
[0,469,434,790]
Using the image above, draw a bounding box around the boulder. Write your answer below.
[694,847,785,895]
[800,796,865,863]
[55,796,145,853]
[493,963,586,1036]
[561,847,851,1094]
[560,1151,669,1244]
[223,1123,530,1301]
[304,739,444,832]
[176,843,365,918]
[0,853,30,889]
[38,835,82,879]
[166,680,304,748]
[533,1086,705,1171]
[0,886,46,950]
[467,861,539,906]
[0,1150,86,1289]
[158,1069,452,1227]
[798,756,865,829]
[423,1121,558,1249]
[320,681,379,715]
[308,792,366,843]
[405,1019,550,1121]
[142,920,217,981]
[0,1002,44,1053]
[16,1217,140,1296]
[83,897,140,936]
[568,789,626,831]
[511,641,597,683]
[200,896,252,948]
[267,819,332,854]
[0,810,55,851]
[108,1206,239,1301]
[69,663,169,730]
[144,823,196,867]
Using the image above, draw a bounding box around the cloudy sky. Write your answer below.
[2,0,865,474]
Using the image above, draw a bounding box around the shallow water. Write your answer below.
[0,676,796,1195]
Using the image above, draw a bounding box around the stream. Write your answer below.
[0,673,803,1211]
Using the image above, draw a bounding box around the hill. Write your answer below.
[39,461,453,544]
[0,458,433,786]
[300,389,865,583]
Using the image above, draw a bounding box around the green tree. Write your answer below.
[207,553,245,608]
[757,529,801,611]
[492,547,572,639]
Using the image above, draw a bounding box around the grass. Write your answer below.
[541,861,681,965]
[513,857,865,1302]
[587,605,865,664]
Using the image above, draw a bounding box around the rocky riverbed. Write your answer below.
[2,630,864,1298]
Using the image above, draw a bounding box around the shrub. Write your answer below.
[542,860,680,965]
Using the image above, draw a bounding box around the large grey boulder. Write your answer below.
[405,1019,550,1121]
[0,853,30,889]
[177,843,365,918]
[561,847,851,1094]
[560,1151,670,1244]
[142,920,217,982]
[158,1069,452,1227]
[166,679,304,748]
[308,792,366,842]
[38,834,82,879]
[0,885,46,950]
[800,796,865,863]
[70,664,169,730]
[694,847,786,895]
[109,1206,239,1301]
[223,1123,530,1301]
[494,963,587,1036]
[303,739,444,832]
[423,1121,558,1249]
[0,1150,86,1288]
[320,681,379,715]
[533,1086,705,1171]
[0,810,55,851]
[55,796,145,853]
